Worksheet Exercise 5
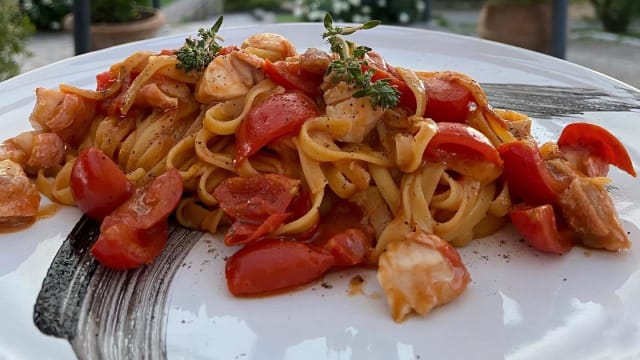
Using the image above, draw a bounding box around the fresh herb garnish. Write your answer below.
[322,13,400,109]
[175,16,224,72]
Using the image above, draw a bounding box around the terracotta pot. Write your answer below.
[478,2,553,54]
[64,9,166,51]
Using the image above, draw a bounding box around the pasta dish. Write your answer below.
[0,15,636,323]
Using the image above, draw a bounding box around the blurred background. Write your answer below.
[1,0,639,88]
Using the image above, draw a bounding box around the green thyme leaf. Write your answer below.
[176,16,224,72]
[321,13,398,110]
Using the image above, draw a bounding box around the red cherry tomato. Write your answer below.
[424,122,502,181]
[70,147,134,221]
[96,71,117,92]
[235,92,319,165]
[96,72,138,116]
[225,238,335,296]
[90,168,183,269]
[213,173,300,246]
[558,122,636,177]
[91,219,168,270]
[509,204,574,255]
[323,228,372,267]
[422,76,472,123]
[498,140,567,206]
[104,168,183,229]
[263,60,324,98]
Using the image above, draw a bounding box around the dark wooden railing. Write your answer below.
[72,0,569,59]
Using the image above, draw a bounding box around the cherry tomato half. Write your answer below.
[422,76,472,123]
[323,228,372,267]
[213,173,300,246]
[225,238,335,296]
[90,168,183,269]
[91,219,169,270]
[96,70,117,92]
[510,204,574,255]
[263,60,323,98]
[498,140,566,206]
[424,122,503,182]
[70,147,134,221]
[235,92,319,165]
[558,122,636,177]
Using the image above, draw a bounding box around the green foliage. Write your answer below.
[176,16,224,72]
[322,14,400,109]
[224,0,283,12]
[590,0,635,33]
[294,0,426,25]
[91,0,153,23]
[0,0,35,80]
[21,0,72,31]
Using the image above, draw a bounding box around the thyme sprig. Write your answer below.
[176,16,224,72]
[322,13,400,109]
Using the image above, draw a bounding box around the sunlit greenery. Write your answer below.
[0,0,34,80]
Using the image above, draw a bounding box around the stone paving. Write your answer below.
[20,5,640,90]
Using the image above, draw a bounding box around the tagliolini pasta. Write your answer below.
[2,19,634,323]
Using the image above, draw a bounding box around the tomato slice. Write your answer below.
[96,70,117,92]
[370,67,417,112]
[422,76,472,123]
[557,122,636,177]
[106,168,183,229]
[225,238,335,296]
[263,60,323,98]
[498,140,567,206]
[70,147,134,221]
[424,122,502,182]
[90,168,183,269]
[509,204,574,254]
[91,219,168,270]
[323,228,372,267]
[234,92,319,165]
[213,173,300,246]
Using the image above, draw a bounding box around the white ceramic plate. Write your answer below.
[1,23,640,360]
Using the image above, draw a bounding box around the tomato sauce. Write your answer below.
[0,203,61,234]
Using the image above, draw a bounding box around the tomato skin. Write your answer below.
[235,92,319,165]
[106,168,183,229]
[498,140,566,206]
[422,76,472,123]
[91,219,168,270]
[96,71,117,92]
[425,122,502,165]
[213,173,300,246]
[263,60,323,98]
[96,72,138,116]
[90,168,183,269]
[323,228,372,267]
[558,122,636,177]
[225,238,335,296]
[424,122,502,182]
[510,204,574,254]
[70,147,134,221]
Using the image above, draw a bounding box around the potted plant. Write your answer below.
[477,0,553,54]
[65,0,165,51]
